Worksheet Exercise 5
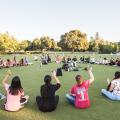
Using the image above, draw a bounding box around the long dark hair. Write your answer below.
[42,75,51,98]
[9,76,23,95]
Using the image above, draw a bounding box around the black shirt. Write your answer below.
[40,83,61,111]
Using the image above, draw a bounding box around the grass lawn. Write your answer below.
[0,54,120,120]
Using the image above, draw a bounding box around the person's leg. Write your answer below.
[36,96,43,110]
[36,96,40,105]
[54,95,59,107]
[101,89,120,100]
[66,94,75,105]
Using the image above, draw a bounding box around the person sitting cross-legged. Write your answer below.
[66,67,94,109]
[101,71,120,100]
[2,70,29,112]
[36,71,61,112]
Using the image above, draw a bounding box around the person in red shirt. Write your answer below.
[66,67,94,109]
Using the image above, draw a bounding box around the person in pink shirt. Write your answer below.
[66,67,94,109]
[2,70,29,112]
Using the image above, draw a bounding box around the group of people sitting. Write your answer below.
[80,56,120,66]
[62,56,78,71]
[109,58,120,66]
[41,54,51,65]
[0,68,120,112]
[34,54,51,66]
[0,56,31,69]
[56,55,120,72]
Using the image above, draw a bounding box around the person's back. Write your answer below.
[40,83,60,111]
[66,67,94,109]
[4,83,24,111]
[71,80,90,108]
[110,79,120,96]
[2,70,29,112]
[36,71,61,112]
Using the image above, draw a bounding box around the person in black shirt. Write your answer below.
[36,71,61,112]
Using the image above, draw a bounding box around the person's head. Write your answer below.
[75,75,84,85]
[44,75,52,85]
[114,71,120,79]
[9,76,23,95]
[7,59,10,62]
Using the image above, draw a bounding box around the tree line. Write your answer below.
[0,30,119,53]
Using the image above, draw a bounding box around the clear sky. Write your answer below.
[0,0,120,42]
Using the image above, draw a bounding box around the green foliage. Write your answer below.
[32,38,41,50]
[89,32,119,53]
[58,30,89,51]
[31,36,60,51]
[0,32,19,52]
[19,40,32,51]
[0,31,119,53]
[99,42,118,53]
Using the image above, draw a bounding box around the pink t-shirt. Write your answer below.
[4,83,24,111]
[71,80,90,108]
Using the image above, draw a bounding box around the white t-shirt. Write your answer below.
[111,79,120,96]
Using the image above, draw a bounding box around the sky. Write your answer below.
[0,0,120,42]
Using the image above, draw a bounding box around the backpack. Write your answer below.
[75,87,90,109]
[56,68,63,76]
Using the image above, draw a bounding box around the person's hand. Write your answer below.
[84,67,92,72]
[7,69,12,76]
[52,70,56,78]
[84,67,88,71]
[88,67,92,72]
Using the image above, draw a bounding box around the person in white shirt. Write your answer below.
[101,71,120,100]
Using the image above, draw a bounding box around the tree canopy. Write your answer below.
[58,30,89,51]
[0,31,119,53]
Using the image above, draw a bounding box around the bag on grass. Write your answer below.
[56,68,63,76]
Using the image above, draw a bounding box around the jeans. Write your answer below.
[101,89,120,100]
[66,94,75,105]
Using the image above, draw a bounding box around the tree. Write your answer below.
[99,42,117,54]
[32,38,41,50]
[58,30,89,51]
[0,32,19,52]
[40,36,58,50]
[89,32,104,52]
[19,40,32,51]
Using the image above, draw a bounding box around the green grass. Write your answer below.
[0,54,120,120]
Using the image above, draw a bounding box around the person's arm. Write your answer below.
[2,70,12,85]
[52,70,60,84]
[70,86,76,96]
[109,83,115,92]
[87,67,94,84]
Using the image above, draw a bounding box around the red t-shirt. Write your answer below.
[71,80,90,109]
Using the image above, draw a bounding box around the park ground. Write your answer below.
[0,53,120,120]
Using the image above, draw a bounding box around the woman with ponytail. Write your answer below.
[36,71,61,112]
